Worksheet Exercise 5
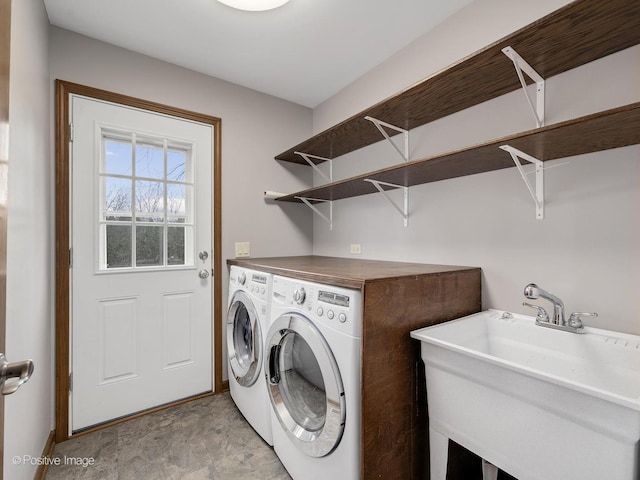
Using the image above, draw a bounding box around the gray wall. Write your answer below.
[311,0,640,334]
[49,27,315,380]
[5,0,53,478]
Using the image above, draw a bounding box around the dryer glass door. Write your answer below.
[227,291,263,386]
[266,313,345,458]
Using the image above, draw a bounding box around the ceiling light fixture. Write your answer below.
[216,0,291,11]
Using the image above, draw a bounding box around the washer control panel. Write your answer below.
[272,275,362,337]
[229,266,271,302]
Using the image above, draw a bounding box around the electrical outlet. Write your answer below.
[235,242,251,258]
[350,244,361,255]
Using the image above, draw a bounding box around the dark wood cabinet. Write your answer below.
[228,256,482,479]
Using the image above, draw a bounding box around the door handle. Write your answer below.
[268,344,281,385]
[0,353,34,395]
[199,269,210,279]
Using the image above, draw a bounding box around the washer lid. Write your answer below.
[266,312,345,457]
[227,290,263,386]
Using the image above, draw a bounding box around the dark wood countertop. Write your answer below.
[227,256,479,289]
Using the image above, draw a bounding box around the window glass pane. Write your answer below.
[136,143,164,179]
[135,181,165,217]
[167,183,187,217]
[136,225,163,267]
[103,176,132,220]
[104,139,132,175]
[167,150,187,182]
[106,225,132,268]
[167,226,186,265]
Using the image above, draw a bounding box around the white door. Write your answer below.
[70,95,213,431]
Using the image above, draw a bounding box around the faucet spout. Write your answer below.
[524,283,565,325]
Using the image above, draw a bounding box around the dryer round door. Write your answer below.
[227,291,263,386]
[266,312,345,458]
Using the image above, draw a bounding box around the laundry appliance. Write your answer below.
[265,275,362,480]
[227,265,273,445]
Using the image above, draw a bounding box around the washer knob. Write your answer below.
[327,310,334,320]
[293,287,306,305]
[238,272,246,285]
[339,313,347,323]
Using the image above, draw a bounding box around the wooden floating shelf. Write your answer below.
[275,0,640,165]
[276,102,640,203]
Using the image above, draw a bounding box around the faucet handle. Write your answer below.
[523,302,550,323]
[568,312,598,329]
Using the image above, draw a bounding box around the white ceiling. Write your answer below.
[44,0,473,108]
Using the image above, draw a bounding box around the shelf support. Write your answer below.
[294,152,333,183]
[502,46,545,128]
[499,145,544,219]
[364,116,409,162]
[295,196,333,230]
[363,179,408,226]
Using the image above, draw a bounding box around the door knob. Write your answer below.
[199,269,210,279]
[0,354,34,395]
[199,251,209,261]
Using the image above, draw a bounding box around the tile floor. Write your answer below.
[46,393,291,480]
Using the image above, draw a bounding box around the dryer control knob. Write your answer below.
[293,287,306,305]
[238,273,247,285]
[327,310,334,320]
[339,313,347,323]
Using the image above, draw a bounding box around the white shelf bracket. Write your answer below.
[363,179,408,226]
[499,145,544,219]
[502,46,545,128]
[295,196,333,230]
[294,151,333,183]
[364,116,409,162]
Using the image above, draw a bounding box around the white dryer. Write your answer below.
[227,266,273,445]
[265,275,362,480]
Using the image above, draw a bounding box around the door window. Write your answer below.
[279,332,326,432]
[99,130,194,270]
[227,291,262,386]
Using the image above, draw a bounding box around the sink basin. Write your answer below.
[410,309,640,480]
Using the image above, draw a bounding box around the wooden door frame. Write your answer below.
[0,0,11,474]
[54,80,223,443]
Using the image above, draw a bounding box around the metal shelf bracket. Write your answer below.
[363,179,408,226]
[499,145,544,219]
[295,151,333,183]
[364,116,409,162]
[502,46,545,128]
[295,196,333,230]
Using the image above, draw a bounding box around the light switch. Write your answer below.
[235,242,251,258]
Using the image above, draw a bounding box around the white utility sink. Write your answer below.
[410,309,640,480]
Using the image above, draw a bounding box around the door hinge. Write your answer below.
[69,372,73,392]
[69,248,72,268]
[69,122,74,142]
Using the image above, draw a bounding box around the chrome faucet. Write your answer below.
[524,283,565,325]
[522,283,598,334]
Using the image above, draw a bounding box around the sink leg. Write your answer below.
[481,459,499,480]
[429,427,449,480]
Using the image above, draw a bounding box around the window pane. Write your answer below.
[135,181,164,217]
[167,150,187,182]
[136,225,164,267]
[104,176,132,220]
[106,225,132,268]
[166,183,187,217]
[136,143,164,179]
[167,226,186,265]
[104,139,132,175]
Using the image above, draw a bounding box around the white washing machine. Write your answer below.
[265,275,362,480]
[227,266,273,445]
